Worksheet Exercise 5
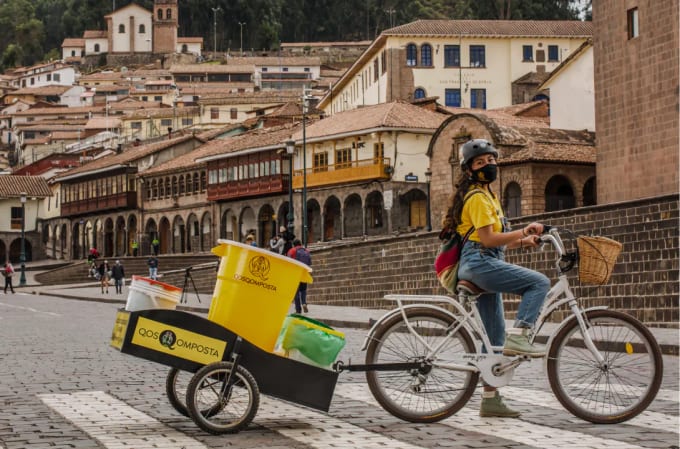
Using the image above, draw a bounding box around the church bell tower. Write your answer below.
[152,0,178,54]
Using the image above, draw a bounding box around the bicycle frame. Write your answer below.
[363,228,609,374]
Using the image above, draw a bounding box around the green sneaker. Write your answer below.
[479,392,521,418]
[503,332,546,358]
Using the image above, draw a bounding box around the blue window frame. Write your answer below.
[471,89,486,109]
[445,89,461,107]
[406,44,417,66]
[522,45,533,61]
[444,45,460,67]
[470,45,485,67]
[414,88,426,99]
[548,45,559,62]
[420,44,432,66]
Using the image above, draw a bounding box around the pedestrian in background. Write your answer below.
[245,234,257,247]
[269,234,285,254]
[287,239,311,314]
[280,226,295,254]
[111,260,125,294]
[152,238,160,256]
[131,240,139,257]
[3,261,15,294]
[98,260,110,294]
[148,256,159,280]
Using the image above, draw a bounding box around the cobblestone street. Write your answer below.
[0,294,677,449]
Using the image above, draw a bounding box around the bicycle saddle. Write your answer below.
[456,280,486,295]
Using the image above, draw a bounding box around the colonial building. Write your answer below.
[428,102,595,226]
[61,0,202,60]
[0,176,52,262]
[319,20,592,114]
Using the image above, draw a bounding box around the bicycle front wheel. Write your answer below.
[547,309,663,424]
[365,307,479,423]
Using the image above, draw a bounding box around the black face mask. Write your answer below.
[470,164,498,184]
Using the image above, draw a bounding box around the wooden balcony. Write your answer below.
[207,175,289,201]
[292,157,391,189]
[61,192,137,217]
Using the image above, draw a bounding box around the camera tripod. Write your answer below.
[179,266,202,304]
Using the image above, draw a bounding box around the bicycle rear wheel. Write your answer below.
[186,361,259,434]
[365,307,478,423]
[547,309,663,424]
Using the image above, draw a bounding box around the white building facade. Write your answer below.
[320,20,592,114]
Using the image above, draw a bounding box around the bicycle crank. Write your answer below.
[476,355,529,388]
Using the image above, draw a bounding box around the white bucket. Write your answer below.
[125,275,182,311]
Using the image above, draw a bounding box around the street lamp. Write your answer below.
[211,7,221,58]
[19,192,27,286]
[238,22,246,56]
[301,88,311,246]
[424,168,432,231]
[285,140,295,234]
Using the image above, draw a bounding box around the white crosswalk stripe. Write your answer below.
[335,383,650,449]
[39,391,209,449]
[256,395,427,449]
[569,384,680,403]
[501,386,679,433]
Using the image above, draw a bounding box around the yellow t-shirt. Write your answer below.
[456,188,504,243]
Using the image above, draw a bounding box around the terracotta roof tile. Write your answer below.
[55,134,201,180]
[62,38,85,47]
[83,30,107,39]
[385,20,593,37]
[0,175,52,197]
[84,117,122,129]
[178,37,203,43]
[140,123,301,176]
[12,85,71,96]
[226,56,321,66]
[170,64,255,74]
[297,101,447,140]
[13,106,104,116]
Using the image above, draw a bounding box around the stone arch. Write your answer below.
[258,205,276,248]
[545,175,575,212]
[277,201,292,234]
[306,198,321,244]
[172,215,186,253]
[71,222,81,260]
[583,176,596,206]
[365,191,384,236]
[159,217,171,254]
[127,214,138,254]
[504,181,522,218]
[343,194,363,237]
[115,216,126,256]
[186,212,199,252]
[323,196,341,241]
[103,218,114,257]
[221,208,237,240]
[60,224,67,259]
[398,188,427,230]
[0,240,7,263]
[9,238,32,263]
[200,211,212,251]
[239,207,256,243]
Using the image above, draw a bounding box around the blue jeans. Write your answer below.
[294,283,308,313]
[149,267,158,280]
[458,241,550,348]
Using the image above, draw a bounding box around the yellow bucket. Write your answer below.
[208,239,313,352]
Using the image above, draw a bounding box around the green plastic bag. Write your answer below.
[277,314,346,366]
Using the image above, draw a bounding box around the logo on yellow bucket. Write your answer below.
[232,255,278,291]
[249,255,270,280]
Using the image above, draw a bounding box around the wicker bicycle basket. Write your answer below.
[577,236,622,285]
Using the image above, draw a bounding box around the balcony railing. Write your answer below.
[207,175,289,201]
[292,157,391,189]
[61,192,137,217]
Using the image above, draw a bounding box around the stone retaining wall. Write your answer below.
[307,195,679,327]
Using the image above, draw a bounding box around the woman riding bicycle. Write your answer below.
[443,138,550,418]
